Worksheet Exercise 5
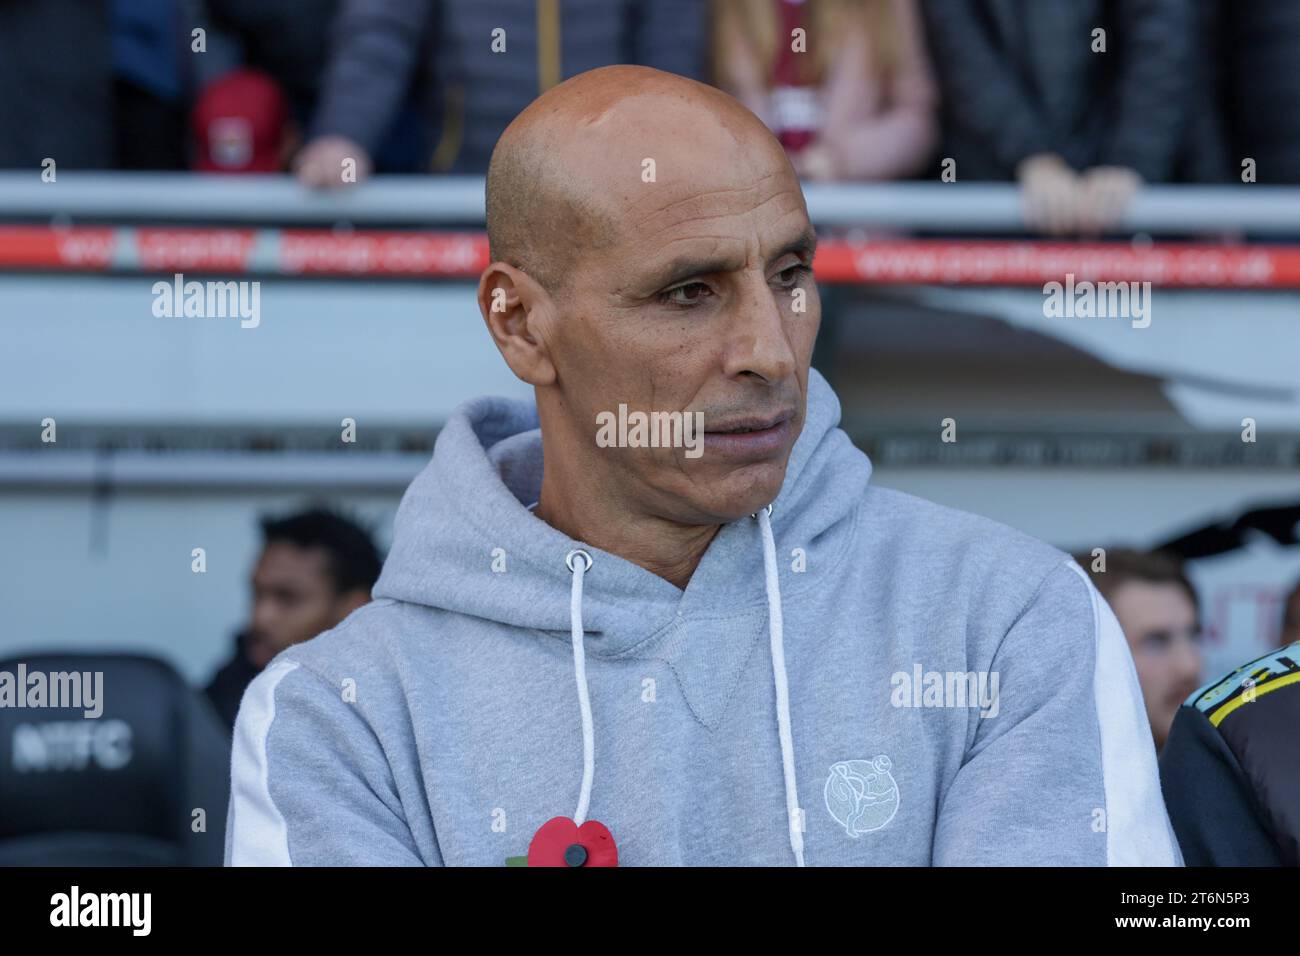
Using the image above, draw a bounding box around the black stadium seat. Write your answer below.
[0,653,231,866]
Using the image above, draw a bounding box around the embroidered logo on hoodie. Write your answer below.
[824,755,899,836]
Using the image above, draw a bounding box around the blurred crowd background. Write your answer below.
[1,0,1298,865]
[2,1,1298,205]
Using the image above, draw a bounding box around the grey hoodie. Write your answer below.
[225,369,1183,866]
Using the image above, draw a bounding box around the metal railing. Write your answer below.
[1,173,1297,234]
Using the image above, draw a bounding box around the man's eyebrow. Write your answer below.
[646,227,819,290]
[772,227,818,266]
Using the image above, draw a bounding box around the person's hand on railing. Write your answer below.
[1016,153,1082,237]
[293,135,373,190]
[1076,165,1143,237]
[1016,153,1143,238]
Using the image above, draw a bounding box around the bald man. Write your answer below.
[226,66,1181,867]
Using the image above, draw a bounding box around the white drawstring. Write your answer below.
[561,509,805,865]
[565,548,595,825]
[755,505,806,866]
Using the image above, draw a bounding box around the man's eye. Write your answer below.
[659,282,712,307]
[775,264,811,287]
[1141,631,1172,652]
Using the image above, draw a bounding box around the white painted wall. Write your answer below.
[0,275,530,424]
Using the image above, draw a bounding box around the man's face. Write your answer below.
[539,111,820,523]
[247,542,348,668]
[1108,581,1203,750]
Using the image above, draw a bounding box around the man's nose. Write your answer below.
[722,271,798,383]
[251,598,277,634]
[1173,636,1203,684]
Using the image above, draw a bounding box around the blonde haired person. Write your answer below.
[713,0,938,180]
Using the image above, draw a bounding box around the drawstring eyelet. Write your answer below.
[750,504,774,519]
[565,549,593,573]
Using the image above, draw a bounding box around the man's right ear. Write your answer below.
[477,262,558,387]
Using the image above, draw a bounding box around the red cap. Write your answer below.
[192,68,289,173]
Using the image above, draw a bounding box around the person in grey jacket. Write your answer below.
[296,0,708,186]
[227,65,1182,867]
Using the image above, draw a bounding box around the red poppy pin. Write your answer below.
[504,816,618,867]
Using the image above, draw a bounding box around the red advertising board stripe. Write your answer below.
[278,230,488,277]
[135,228,258,271]
[813,239,1300,287]
[0,226,116,269]
[1,225,1298,288]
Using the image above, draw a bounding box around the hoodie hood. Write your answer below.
[373,366,872,656]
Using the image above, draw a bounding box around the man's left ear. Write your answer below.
[477,262,559,387]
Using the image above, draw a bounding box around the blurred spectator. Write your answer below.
[295,0,709,189]
[1077,549,1204,753]
[112,0,190,170]
[1280,577,1300,648]
[0,0,113,170]
[191,68,298,172]
[292,0,434,187]
[204,507,383,728]
[1221,0,1300,183]
[203,0,419,172]
[712,0,938,181]
[205,0,341,124]
[1173,0,1231,185]
[920,0,1198,235]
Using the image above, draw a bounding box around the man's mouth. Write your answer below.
[703,409,796,457]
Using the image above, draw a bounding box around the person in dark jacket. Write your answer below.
[0,0,113,170]
[919,0,1201,235]
[1159,640,1300,865]
[205,0,342,124]
[204,629,264,729]
[1220,0,1300,184]
[295,0,709,187]
[204,507,383,728]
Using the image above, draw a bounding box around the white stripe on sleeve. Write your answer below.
[227,658,298,866]
[1068,561,1184,866]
